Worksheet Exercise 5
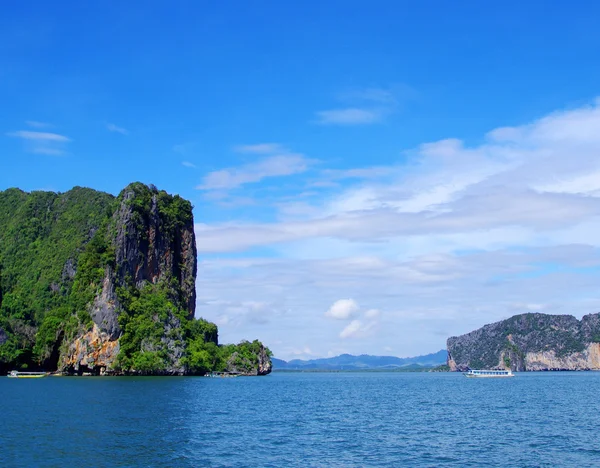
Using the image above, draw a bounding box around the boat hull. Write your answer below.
[463,373,514,378]
[463,369,514,378]
[7,372,48,379]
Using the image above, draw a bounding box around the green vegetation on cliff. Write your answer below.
[0,187,115,369]
[0,183,271,375]
[447,312,600,371]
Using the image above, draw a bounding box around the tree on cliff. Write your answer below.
[0,183,271,376]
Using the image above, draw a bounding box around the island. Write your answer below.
[0,183,272,376]
[447,312,600,371]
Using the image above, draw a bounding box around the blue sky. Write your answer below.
[3,2,600,359]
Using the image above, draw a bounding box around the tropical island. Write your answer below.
[447,312,600,371]
[0,183,272,376]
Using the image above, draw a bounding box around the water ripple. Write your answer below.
[2,372,600,466]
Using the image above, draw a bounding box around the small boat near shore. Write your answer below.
[463,369,514,378]
[205,371,240,378]
[7,370,48,379]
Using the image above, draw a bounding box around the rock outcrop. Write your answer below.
[0,183,272,376]
[225,342,273,376]
[63,324,120,375]
[256,345,273,375]
[63,183,198,375]
[112,185,197,314]
[448,312,600,371]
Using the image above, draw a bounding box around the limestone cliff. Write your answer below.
[447,312,600,371]
[0,183,271,376]
[224,341,273,376]
[62,183,199,375]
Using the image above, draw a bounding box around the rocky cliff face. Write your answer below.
[0,183,271,376]
[447,312,600,371]
[112,186,197,314]
[225,342,273,376]
[62,183,198,375]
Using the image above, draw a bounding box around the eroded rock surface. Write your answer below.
[61,183,197,374]
[448,312,600,371]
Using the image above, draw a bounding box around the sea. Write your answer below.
[2,371,600,467]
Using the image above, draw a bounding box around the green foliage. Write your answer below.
[219,339,272,373]
[115,282,181,372]
[184,337,222,373]
[157,191,193,234]
[0,187,115,369]
[0,183,272,375]
[32,306,70,362]
[450,313,593,370]
[131,351,166,373]
[555,333,586,357]
[183,329,271,375]
[119,182,193,243]
[431,364,450,372]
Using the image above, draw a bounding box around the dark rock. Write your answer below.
[113,185,197,316]
[90,267,121,340]
[257,344,273,375]
[61,258,77,281]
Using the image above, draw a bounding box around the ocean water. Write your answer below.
[2,372,600,467]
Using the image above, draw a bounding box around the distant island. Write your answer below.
[0,183,271,376]
[448,312,600,371]
[273,350,447,371]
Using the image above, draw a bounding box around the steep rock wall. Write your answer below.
[0,183,272,376]
[448,312,600,371]
[225,342,273,376]
[62,183,198,374]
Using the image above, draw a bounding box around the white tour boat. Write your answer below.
[7,370,48,379]
[463,369,514,378]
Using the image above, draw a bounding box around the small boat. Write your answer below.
[463,369,514,378]
[7,370,48,379]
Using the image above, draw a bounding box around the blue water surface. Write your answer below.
[1,372,600,467]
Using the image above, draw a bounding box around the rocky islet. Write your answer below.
[447,312,600,371]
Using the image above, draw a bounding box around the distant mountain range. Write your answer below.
[272,350,447,371]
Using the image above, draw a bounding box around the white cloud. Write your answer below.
[7,130,71,155]
[322,167,394,180]
[25,120,52,129]
[195,191,600,253]
[182,161,197,168]
[194,99,600,360]
[314,86,406,125]
[315,108,384,125]
[7,131,69,142]
[196,99,600,253]
[197,154,312,190]
[234,143,286,154]
[197,244,600,358]
[325,299,360,320]
[199,299,283,328]
[107,123,128,135]
[365,309,380,319]
[340,319,378,339]
[340,320,363,338]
